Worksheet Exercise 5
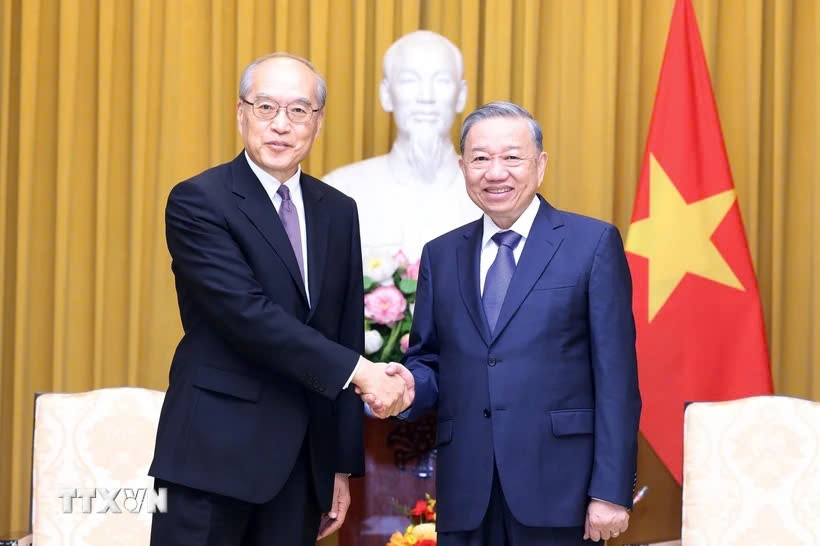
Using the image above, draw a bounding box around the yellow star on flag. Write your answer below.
[626,153,744,321]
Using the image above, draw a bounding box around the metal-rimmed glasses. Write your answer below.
[241,97,321,124]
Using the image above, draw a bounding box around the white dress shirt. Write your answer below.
[479,196,541,295]
[246,153,363,390]
[245,151,310,306]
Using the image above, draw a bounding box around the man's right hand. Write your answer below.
[359,362,415,418]
[351,357,407,418]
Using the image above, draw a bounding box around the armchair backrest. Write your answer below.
[681,395,820,545]
[30,387,165,546]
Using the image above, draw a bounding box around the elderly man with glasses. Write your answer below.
[148,52,408,546]
[367,102,641,546]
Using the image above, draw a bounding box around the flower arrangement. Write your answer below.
[363,250,419,363]
[387,494,437,546]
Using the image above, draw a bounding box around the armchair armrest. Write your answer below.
[0,532,32,546]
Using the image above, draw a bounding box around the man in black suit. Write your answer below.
[149,53,407,546]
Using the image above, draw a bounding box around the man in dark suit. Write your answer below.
[149,53,407,546]
[367,101,641,545]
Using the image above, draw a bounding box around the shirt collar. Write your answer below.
[244,150,303,201]
[481,195,541,249]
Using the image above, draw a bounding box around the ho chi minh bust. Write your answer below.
[324,30,481,261]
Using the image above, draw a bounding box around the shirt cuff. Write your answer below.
[342,360,361,390]
[590,497,627,509]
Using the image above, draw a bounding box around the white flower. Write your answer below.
[363,250,398,285]
[410,303,415,317]
[364,329,384,354]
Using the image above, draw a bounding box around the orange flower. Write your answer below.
[387,531,410,546]
[388,495,438,546]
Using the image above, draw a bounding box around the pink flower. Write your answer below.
[404,260,420,281]
[400,333,410,353]
[393,250,409,270]
[365,286,407,325]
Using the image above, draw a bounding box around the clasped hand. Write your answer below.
[351,358,415,418]
[584,499,629,542]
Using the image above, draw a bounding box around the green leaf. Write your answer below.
[399,278,417,294]
[363,276,375,291]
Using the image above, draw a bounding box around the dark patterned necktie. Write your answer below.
[276,184,305,281]
[482,230,522,333]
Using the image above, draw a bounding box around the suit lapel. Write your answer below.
[301,173,328,320]
[490,197,564,343]
[457,220,492,346]
[231,153,309,306]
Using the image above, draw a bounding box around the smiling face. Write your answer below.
[459,116,548,229]
[237,57,324,181]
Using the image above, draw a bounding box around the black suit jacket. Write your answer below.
[149,152,365,509]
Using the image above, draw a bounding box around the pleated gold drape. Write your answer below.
[1,0,817,539]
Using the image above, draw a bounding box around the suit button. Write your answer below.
[483,408,491,417]
[488,357,496,367]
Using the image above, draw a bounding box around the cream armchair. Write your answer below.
[22,387,165,546]
[681,395,820,545]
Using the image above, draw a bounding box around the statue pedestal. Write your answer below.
[340,415,438,546]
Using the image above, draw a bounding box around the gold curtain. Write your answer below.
[1,0,817,539]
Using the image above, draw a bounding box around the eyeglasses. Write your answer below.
[466,154,534,170]
[241,98,321,124]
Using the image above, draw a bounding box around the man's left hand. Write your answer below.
[317,473,351,540]
[584,498,629,542]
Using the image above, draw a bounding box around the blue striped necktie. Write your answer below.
[483,230,522,333]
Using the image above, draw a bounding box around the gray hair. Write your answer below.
[238,52,328,108]
[459,101,543,154]
[382,30,464,80]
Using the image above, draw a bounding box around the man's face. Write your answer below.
[383,42,465,138]
[459,117,548,229]
[237,58,324,181]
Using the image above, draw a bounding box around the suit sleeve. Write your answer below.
[165,181,359,400]
[401,245,441,420]
[586,224,642,508]
[333,203,366,476]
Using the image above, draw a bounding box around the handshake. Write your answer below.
[351,357,415,418]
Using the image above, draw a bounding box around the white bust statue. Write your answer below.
[324,30,481,261]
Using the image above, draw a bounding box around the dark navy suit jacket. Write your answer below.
[403,196,641,532]
[149,152,365,510]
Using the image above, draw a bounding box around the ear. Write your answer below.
[379,79,393,112]
[236,100,245,135]
[311,109,325,145]
[458,155,466,176]
[455,80,467,113]
[537,151,549,182]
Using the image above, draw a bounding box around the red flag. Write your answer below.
[625,0,773,484]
